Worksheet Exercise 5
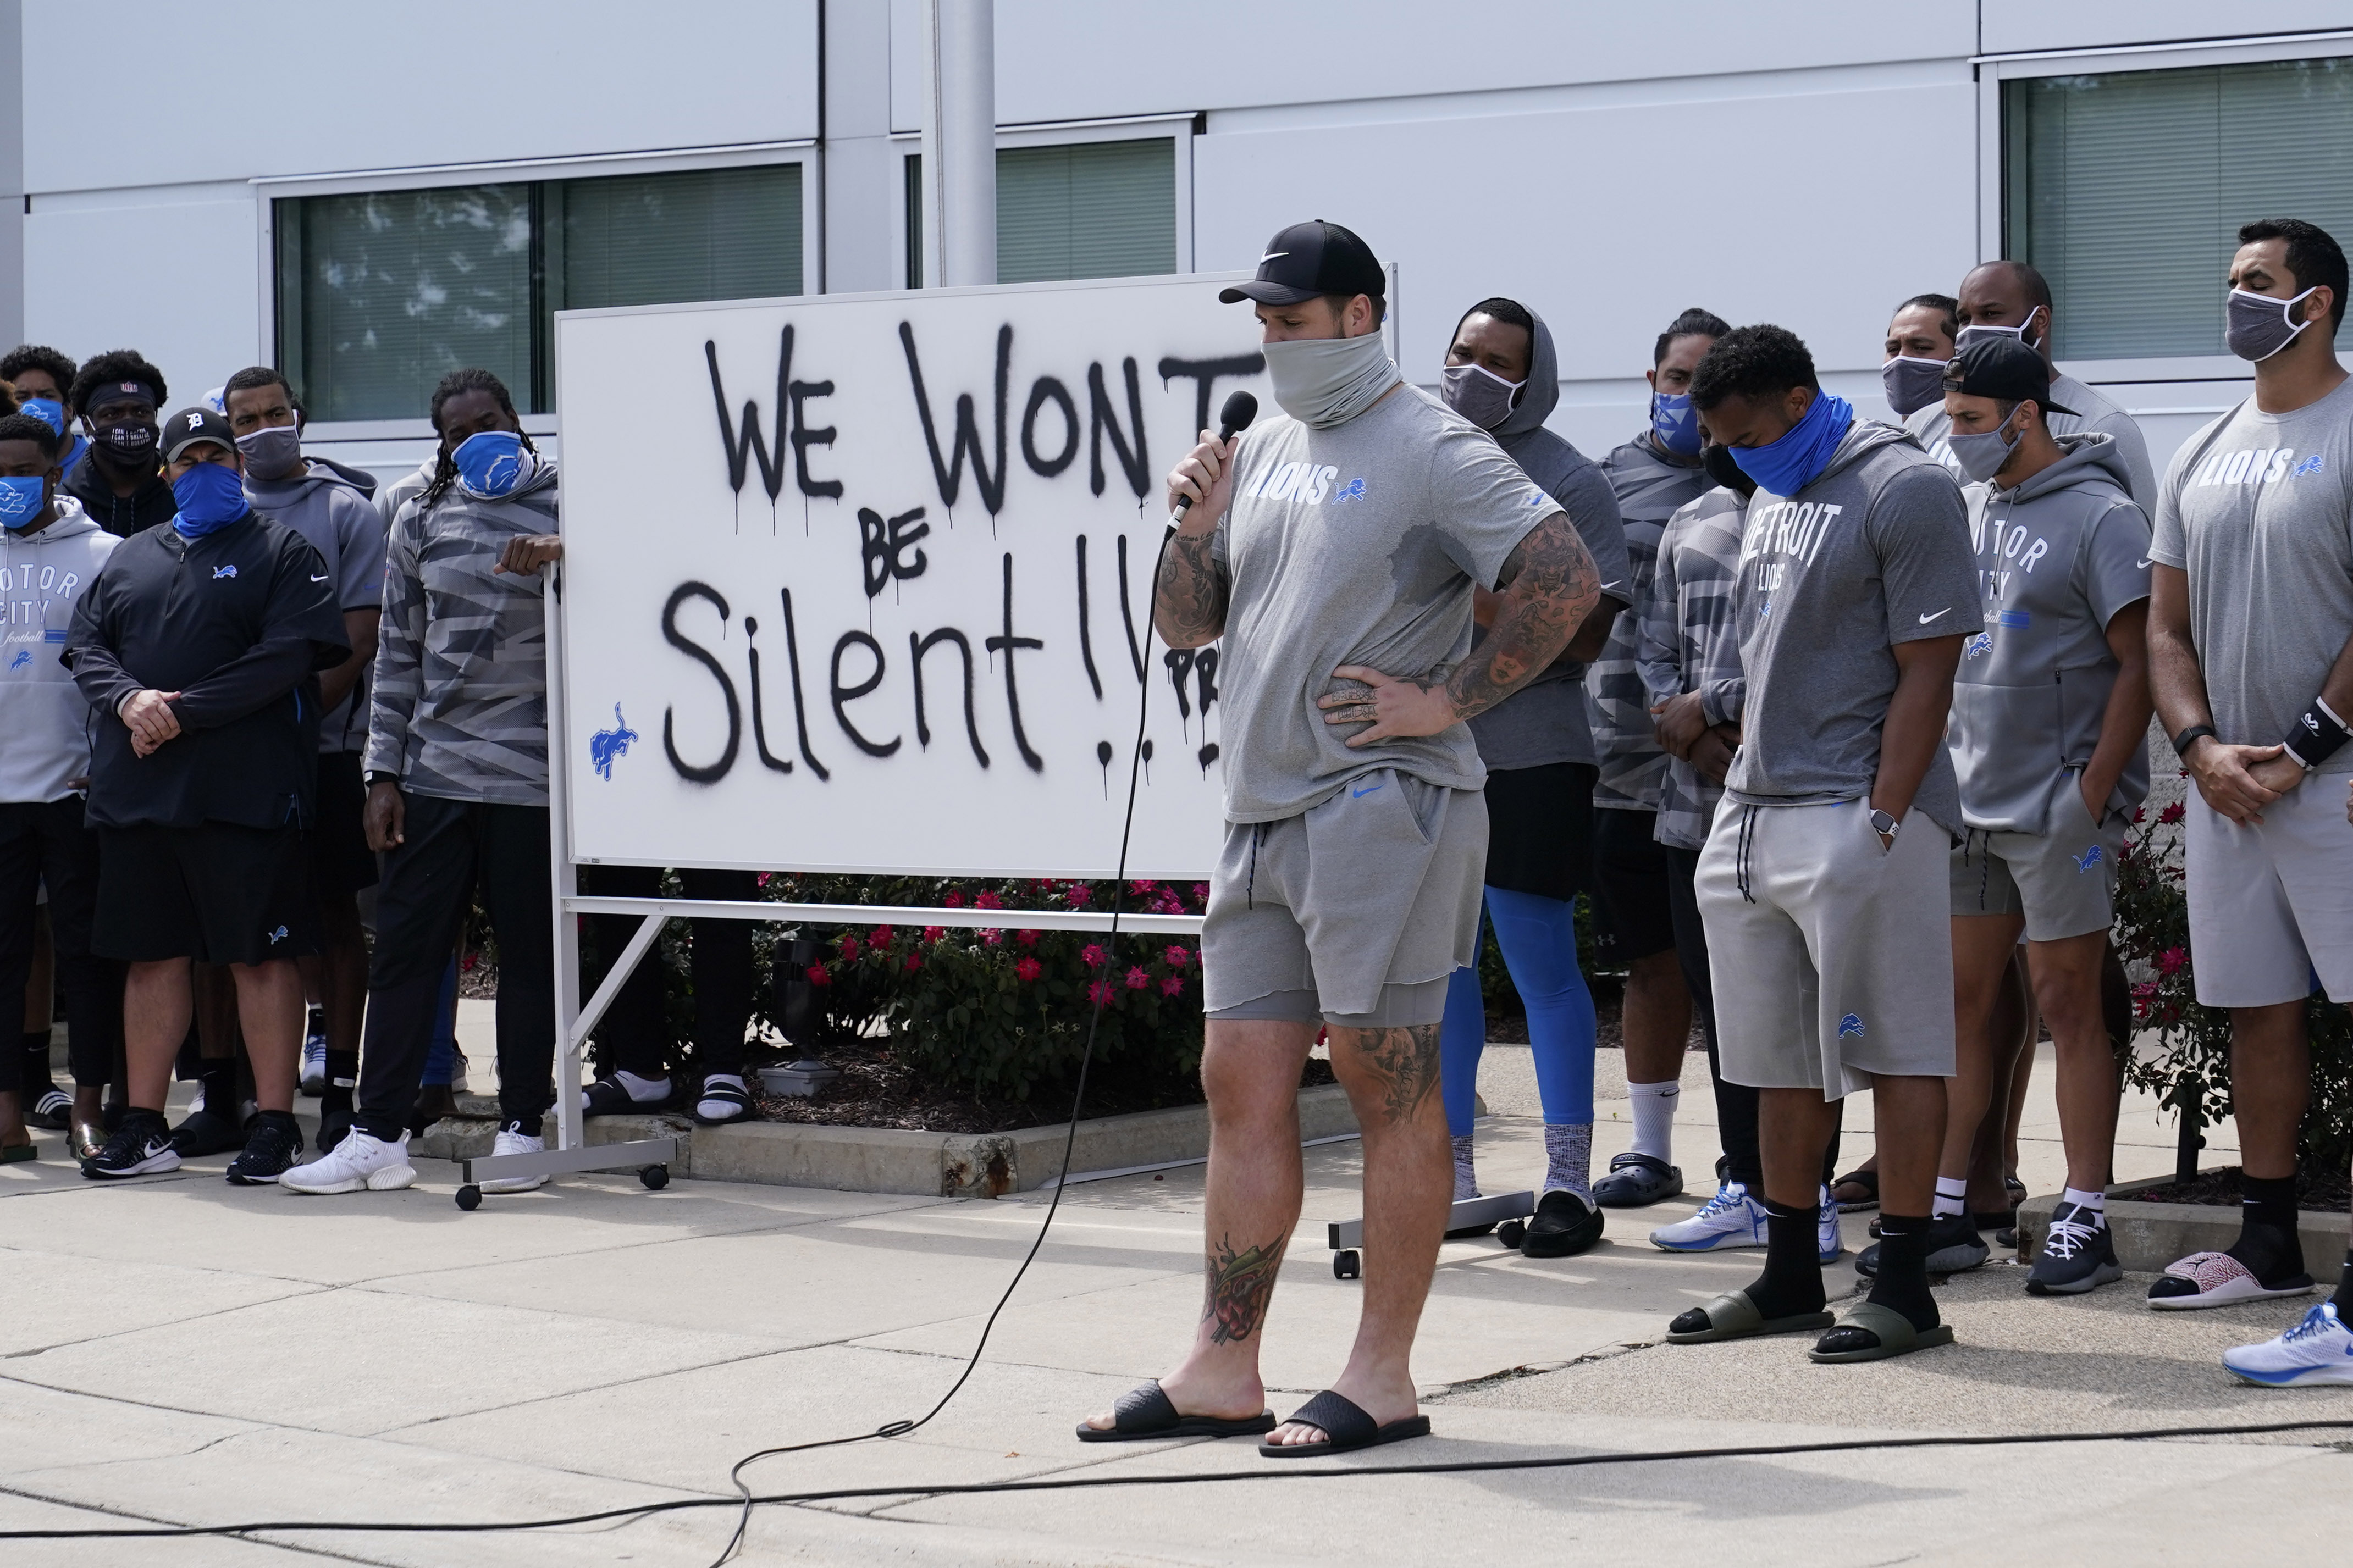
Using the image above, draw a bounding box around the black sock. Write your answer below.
[1866,1213,1940,1332]
[321,1050,358,1115]
[22,1029,56,1096]
[2331,1249,2352,1313]
[1743,1198,1826,1318]
[198,1058,237,1118]
[2226,1172,2306,1286]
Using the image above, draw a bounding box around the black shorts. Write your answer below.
[309,751,380,895]
[1591,807,1677,961]
[95,822,318,965]
[1481,761,1596,902]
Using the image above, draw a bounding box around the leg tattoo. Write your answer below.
[1354,1023,1444,1124]
[1203,1232,1285,1345]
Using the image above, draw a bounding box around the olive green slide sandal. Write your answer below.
[1807,1301,1956,1363]
[1665,1288,1836,1344]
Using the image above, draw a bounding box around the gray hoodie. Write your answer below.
[1463,309,1632,772]
[1907,372,2156,513]
[1947,432,2152,833]
[1592,426,1713,809]
[246,466,390,753]
[0,499,115,802]
[1727,417,1981,834]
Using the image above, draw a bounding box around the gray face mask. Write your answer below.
[1954,306,2047,355]
[2227,285,2318,362]
[1947,409,2023,483]
[1881,355,1948,419]
[234,422,303,481]
[1263,332,1399,429]
[1439,362,1523,430]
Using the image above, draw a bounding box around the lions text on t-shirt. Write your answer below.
[2150,377,2353,769]
[1211,384,1559,823]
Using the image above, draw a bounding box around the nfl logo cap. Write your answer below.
[1219,219,1386,307]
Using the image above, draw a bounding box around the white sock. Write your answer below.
[697,1073,749,1116]
[1450,1134,1479,1201]
[1627,1080,1680,1162]
[2062,1185,2107,1223]
[1932,1175,1968,1220]
[1544,1123,1593,1200]
[616,1070,671,1104]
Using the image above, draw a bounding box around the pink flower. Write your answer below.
[838,934,862,961]
[2157,946,2187,976]
[870,924,896,948]
[1080,943,1106,968]
[807,962,831,987]
[1164,945,1191,967]
[944,890,965,908]
[904,952,923,972]
[758,872,772,888]
[460,951,477,973]
[976,890,1004,911]
[981,928,1004,945]
[2158,801,2185,824]
[923,925,946,944]
[1191,882,1209,901]
[1161,974,1185,997]
[1124,966,1150,989]
[1015,956,1043,982]
[1017,929,1040,948]
[1086,980,1113,1005]
[1066,884,1093,908]
[1153,889,1183,913]
[2130,808,2146,824]
[1130,879,1158,895]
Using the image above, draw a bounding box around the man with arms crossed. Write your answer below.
[2142,220,2353,1386]
[1669,325,1978,1361]
[1079,222,1598,1453]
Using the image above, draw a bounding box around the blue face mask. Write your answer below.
[1727,390,1854,497]
[0,475,46,530]
[170,460,252,538]
[18,398,65,437]
[1650,390,1703,456]
[451,430,531,498]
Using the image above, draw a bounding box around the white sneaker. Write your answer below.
[477,1125,548,1193]
[1817,1184,1844,1264]
[1650,1181,1768,1251]
[2223,1301,2353,1386]
[299,1032,327,1096]
[282,1128,416,1194]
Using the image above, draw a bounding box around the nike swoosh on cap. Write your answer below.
[1918,608,1951,624]
[1259,251,1289,262]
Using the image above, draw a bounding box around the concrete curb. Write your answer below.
[415,1083,1361,1198]
[2017,1171,2348,1272]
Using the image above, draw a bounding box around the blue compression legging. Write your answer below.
[1440,886,1597,1137]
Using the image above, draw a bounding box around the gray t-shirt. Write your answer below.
[247,466,390,753]
[1213,384,1557,823]
[1908,372,2157,513]
[2148,375,2353,772]
[1727,419,1981,833]
[1465,446,1628,771]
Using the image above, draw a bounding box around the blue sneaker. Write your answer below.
[2222,1301,2353,1387]
[1649,1181,1767,1251]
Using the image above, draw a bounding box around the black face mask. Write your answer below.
[91,418,159,468]
[1702,441,1757,498]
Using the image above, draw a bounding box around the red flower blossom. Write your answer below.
[904,952,923,972]
[2130,808,2145,825]
[976,890,1004,910]
[1164,945,1191,967]
[2157,946,2187,976]
[1153,889,1183,913]
[981,928,1004,945]
[1130,879,1157,895]
[838,934,863,961]
[806,962,831,986]
[2158,801,2185,824]
[757,872,772,888]
[1086,979,1114,1005]
[1081,943,1106,968]
[1191,882,1209,901]
[1017,928,1040,948]
[1124,965,1150,989]
[1015,956,1043,981]
[460,951,477,973]
[1161,974,1185,997]
[944,890,965,908]
[1066,884,1092,908]
[870,924,896,948]
[923,925,946,944]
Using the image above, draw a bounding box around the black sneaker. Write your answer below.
[1855,1213,1990,1278]
[1520,1189,1605,1258]
[83,1110,181,1179]
[170,1105,244,1157]
[2025,1201,2124,1295]
[226,1112,306,1186]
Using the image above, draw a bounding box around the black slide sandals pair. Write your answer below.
[1076,1381,1429,1457]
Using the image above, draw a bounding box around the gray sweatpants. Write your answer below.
[1697,797,1955,1098]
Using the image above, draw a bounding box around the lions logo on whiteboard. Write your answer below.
[590,703,639,781]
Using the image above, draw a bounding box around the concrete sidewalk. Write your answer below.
[4,1044,2341,1566]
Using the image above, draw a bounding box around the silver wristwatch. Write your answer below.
[1868,807,1899,841]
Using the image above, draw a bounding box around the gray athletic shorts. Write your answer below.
[2186,778,2353,1008]
[1949,774,2126,941]
[1201,768,1486,1029]
[1697,797,1956,1096]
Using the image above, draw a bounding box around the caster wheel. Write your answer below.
[455,1184,482,1211]
[1497,1220,1526,1249]
[640,1163,670,1190]
[1333,1250,1361,1280]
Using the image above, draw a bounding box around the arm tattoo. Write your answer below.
[1346,1023,1443,1125]
[1202,1232,1284,1344]
[1445,514,1600,723]
[1154,529,1230,649]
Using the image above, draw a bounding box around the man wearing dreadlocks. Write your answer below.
[283,369,565,1196]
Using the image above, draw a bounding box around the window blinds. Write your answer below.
[996,138,1176,285]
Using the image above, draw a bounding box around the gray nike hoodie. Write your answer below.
[1947,431,2153,832]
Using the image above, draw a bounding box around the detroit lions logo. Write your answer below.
[1331,477,1367,504]
[590,703,639,780]
[8,650,29,671]
[2073,845,2103,873]
[1838,1013,1865,1039]
[1964,632,1992,660]
[212,564,238,579]
[0,485,33,522]
[266,925,289,944]
[2294,454,2324,477]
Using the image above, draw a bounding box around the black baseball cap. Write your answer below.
[1942,336,2078,416]
[162,406,236,463]
[1218,220,1386,307]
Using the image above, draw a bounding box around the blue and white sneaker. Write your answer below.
[299,1014,328,1098]
[2222,1301,2353,1387]
[1649,1181,1767,1251]
[1818,1184,1844,1264]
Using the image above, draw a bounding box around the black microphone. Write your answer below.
[1172,390,1260,519]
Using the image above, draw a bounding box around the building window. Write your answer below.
[276,163,803,421]
[901,137,1178,291]
[2004,56,2353,361]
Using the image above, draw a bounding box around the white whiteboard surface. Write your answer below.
[554,274,1268,879]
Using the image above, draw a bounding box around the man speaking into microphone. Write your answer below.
[1079,221,1600,1456]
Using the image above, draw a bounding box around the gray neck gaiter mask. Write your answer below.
[1263,332,1400,429]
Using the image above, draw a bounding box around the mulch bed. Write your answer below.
[2126,1166,2352,1213]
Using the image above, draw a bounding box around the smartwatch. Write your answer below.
[1868,807,1900,842]
[2170,723,2217,758]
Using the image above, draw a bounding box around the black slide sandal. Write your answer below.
[581,1078,647,1118]
[1258,1389,1430,1458]
[691,1079,754,1126]
[1075,1381,1275,1443]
